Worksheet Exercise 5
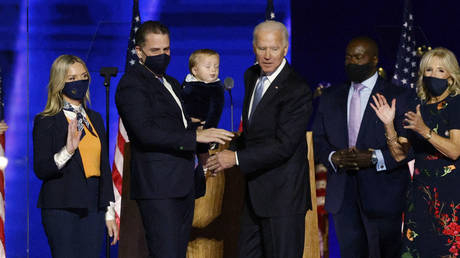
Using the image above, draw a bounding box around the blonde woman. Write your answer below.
[33,55,117,258]
[371,47,460,257]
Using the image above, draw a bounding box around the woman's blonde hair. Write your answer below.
[40,55,91,116]
[417,47,460,101]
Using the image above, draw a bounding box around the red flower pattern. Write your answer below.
[427,187,460,256]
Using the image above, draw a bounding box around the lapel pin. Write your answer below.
[275,86,279,89]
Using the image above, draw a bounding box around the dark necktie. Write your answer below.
[63,102,96,138]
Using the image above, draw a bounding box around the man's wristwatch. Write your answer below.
[371,151,378,165]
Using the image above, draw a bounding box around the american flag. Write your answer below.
[125,0,141,70]
[392,0,419,88]
[0,68,5,258]
[111,0,140,228]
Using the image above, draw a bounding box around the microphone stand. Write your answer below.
[99,67,118,258]
[228,89,234,132]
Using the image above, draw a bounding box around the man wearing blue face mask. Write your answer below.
[115,21,234,258]
[313,37,416,258]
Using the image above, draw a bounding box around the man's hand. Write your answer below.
[350,148,373,168]
[331,148,373,170]
[205,150,236,173]
[106,219,119,246]
[196,128,234,144]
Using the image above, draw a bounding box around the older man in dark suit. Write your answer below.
[115,21,233,258]
[313,37,415,258]
[206,20,313,258]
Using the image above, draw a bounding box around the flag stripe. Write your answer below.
[110,0,139,225]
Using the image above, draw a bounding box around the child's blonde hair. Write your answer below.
[188,49,220,74]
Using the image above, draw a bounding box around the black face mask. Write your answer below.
[423,76,449,97]
[62,79,89,100]
[143,52,170,76]
[345,63,374,83]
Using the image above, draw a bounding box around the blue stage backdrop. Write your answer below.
[2,0,291,257]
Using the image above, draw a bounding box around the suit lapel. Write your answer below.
[355,77,385,146]
[245,63,290,128]
[86,109,104,139]
[137,64,185,123]
[242,66,260,130]
[335,85,350,148]
[168,77,189,120]
[254,64,289,112]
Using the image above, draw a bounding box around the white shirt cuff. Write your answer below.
[105,201,116,221]
[328,151,337,173]
[54,146,74,169]
[235,151,239,166]
[374,149,387,172]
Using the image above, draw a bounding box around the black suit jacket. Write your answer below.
[313,76,415,218]
[33,109,114,209]
[115,63,201,200]
[231,62,313,217]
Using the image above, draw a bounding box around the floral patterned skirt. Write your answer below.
[401,170,460,258]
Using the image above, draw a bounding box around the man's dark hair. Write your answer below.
[135,21,170,47]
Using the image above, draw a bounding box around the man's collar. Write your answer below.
[352,71,378,90]
[263,58,286,82]
[184,73,220,83]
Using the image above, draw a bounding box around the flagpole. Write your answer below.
[0,67,6,258]
[109,0,141,257]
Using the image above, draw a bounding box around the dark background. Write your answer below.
[0,0,459,257]
[291,0,460,86]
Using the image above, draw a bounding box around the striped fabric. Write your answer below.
[111,119,129,227]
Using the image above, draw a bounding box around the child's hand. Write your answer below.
[191,117,206,130]
[191,117,202,123]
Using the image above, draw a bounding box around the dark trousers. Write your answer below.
[332,175,402,258]
[137,190,195,258]
[41,177,105,258]
[238,197,305,258]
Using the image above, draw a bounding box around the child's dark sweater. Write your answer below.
[181,74,225,129]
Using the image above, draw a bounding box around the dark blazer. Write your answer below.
[115,63,200,200]
[231,62,313,217]
[313,76,415,218]
[33,109,114,209]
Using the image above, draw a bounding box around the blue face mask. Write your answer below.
[423,76,448,97]
[62,79,89,100]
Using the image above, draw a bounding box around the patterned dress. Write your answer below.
[402,94,460,258]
